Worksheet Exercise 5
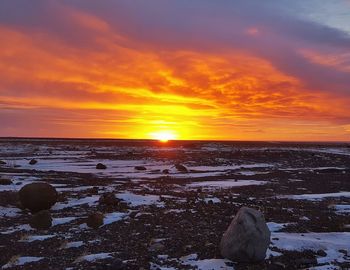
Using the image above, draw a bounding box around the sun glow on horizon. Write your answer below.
[150,130,177,142]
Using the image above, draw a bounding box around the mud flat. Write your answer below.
[0,139,349,269]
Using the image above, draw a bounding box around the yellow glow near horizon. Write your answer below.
[150,130,177,142]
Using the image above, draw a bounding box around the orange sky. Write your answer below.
[0,1,350,141]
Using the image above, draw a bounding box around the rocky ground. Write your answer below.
[0,139,349,270]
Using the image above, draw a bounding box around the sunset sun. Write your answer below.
[151,130,177,142]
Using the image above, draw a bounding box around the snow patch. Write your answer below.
[180,253,234,270]
[334,204,350,214]
[52,195,99,210]
[0,206,21,218]
[63,241,84,249]
[267,222,292,232]
[2,256,44,268]
[52,217,77,226]
[103,212,128,226]
[271,232,350,266]
[280,192,350,200]
[187,179,267,189]
[75,253,113,263]
[20,234,56,242]
[116,192,164,207]
[1,224,33,235]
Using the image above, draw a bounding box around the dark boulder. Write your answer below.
[96,163,107,170]
[134,166,147,171]
[29,210,52,229]
[29,159,38,165]
[175,163,188,173]
[99,193,120,206]
[19,182,58,213]
[86,212,104,229]
[0,160,6,165]
[0,178,13,185]
[162,169,170,174]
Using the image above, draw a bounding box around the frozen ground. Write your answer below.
[0,139,349,269]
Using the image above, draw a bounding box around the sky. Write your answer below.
[0,0,350,141]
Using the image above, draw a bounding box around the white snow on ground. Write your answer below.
[20,235,56,242]
[188,163,273,172]
[180,254,234,270]
[1,156,275,180]
[55,186,95,192]
[151,229,350,269]
[75,253,113,263]
[175,171,226,178]
[243,147,350,157]
[265,249,283,258]
[3,158,171,179]
[0,206,21,217]
[204,197,221,204]
[238,171,269,176]
[150,263,177,270]
[271,232,350,265]
[308,148,350,156]
[116,192,164,207]
[187,180,267,189]
[334,205,350,214]
[2,256,44,269]
[52,195,99,210]
[0,224,33,235]
[267,222,293,232]
[103,212,128,226]
[280,192,350,200]
[63,241,84,249]
[164,209,186,214]
[52,217,77,226]
[0,176,38,192]
[281,166,347,172]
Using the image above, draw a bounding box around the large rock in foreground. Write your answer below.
[220,207,270,262]
[19,182,58,213]
[29,210,52,229]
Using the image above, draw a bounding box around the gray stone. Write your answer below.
[220,207,270,262]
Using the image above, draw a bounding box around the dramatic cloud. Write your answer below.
[0,0,349,140]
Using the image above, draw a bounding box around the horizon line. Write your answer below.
[0,136,349,144]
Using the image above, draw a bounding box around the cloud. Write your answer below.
[0,0,350,140]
